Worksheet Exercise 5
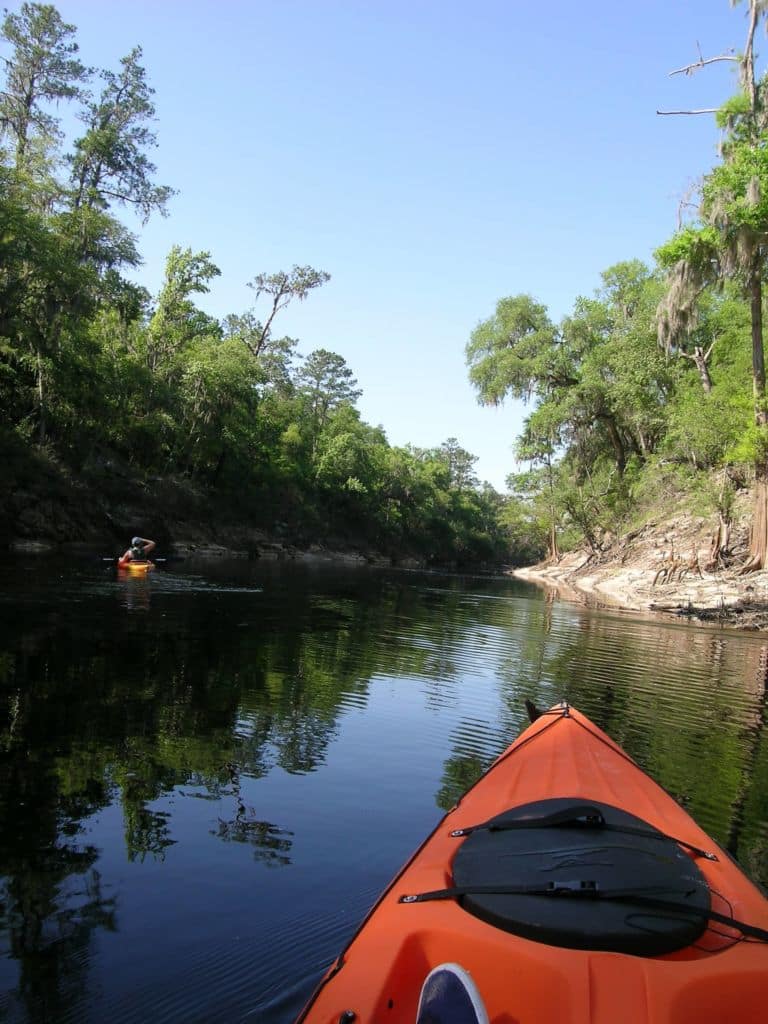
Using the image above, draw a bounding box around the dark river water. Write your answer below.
[0,555,766,1023]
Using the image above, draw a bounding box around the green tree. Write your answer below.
[0,2,87,175]
[514,422,564,560]
[466,264,670,556]
[173,337,262,481]
[657,285,749,394]
[465,293,567,558]
[297,348,362,440]
[437,438,479,491]
[656,0,768,569]
[68,46,173,223]
[466,293,563,405]
[223,314,298,394]
[557,263,671,474]
[238,266,330,359]
[0,182,95,443]
[0,5,515,567]
[147,246,221,373]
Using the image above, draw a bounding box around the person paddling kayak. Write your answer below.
[120,536,156,563]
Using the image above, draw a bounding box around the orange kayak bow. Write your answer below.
[297,703,768,1024]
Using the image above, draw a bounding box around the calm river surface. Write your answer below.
[0,555,766,1022]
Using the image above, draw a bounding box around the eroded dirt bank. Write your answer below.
[513,510,768,631]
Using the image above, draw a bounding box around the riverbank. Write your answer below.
[513,507,768,630]
[0,441,426,568]
[4,481,409,568]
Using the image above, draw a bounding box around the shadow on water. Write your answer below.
[0,555,765,1021]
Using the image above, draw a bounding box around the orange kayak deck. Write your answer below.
[297,704,768,1024]
[117,559,154,572]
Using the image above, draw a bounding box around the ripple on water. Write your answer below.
[0,561,766,1024]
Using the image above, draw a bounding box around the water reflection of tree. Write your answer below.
[435,751,488,811]
[723,645,768,877]
[0,757,116,1023]
[2,564,768,1019]
[211,763,293,866]
[0,570,487,1015]
[735,705,768,882]
[2,869,115,1024]
[125,806,176,862]
[487,602,768,878]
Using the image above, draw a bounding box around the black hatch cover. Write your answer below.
[451,797,711,956]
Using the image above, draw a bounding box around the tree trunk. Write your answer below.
[743,471,768,572]
[706,511,732,569]
[36,350,46,445]
[545,448,560,562]
[14,89,34,170]
[211,449,227,485]
[750,272,766,409]
[548,520,560,563]
[691,347,713,392]
[742,270,768,571]
[598,414,626,477]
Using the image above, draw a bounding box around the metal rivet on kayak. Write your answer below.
[450,828,466,837]
[400,894,418,903]
[338,1012,356,1023]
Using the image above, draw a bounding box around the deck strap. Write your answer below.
[451,804,717,861]
[399,884,768,942]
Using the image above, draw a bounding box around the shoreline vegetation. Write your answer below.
[0,0,519,575]
[7,3,768,628]
[8,446,768,633]
[1,434,517,570]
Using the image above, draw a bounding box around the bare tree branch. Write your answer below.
[657,108,718,116]
[676,186,701,230]
[743,3,759,113]
[669,53,737,77]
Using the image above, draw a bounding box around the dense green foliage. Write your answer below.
[466,3,768,560]
[467,260,756,558]
[0,3,522,566]
[10,1,766,569]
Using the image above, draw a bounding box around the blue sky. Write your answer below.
[52,1,748,489]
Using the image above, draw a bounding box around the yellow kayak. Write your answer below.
[117,559,154,573]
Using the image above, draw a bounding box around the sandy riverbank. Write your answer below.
[513,513,768,630]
